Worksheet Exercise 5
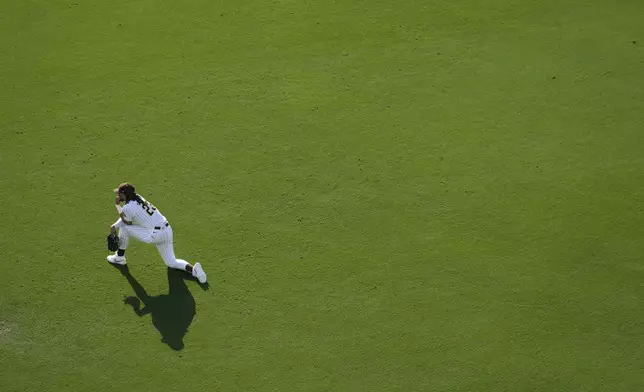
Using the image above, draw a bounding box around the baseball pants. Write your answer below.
[117,224,189,270]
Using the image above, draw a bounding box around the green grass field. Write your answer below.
[2,0,644,390]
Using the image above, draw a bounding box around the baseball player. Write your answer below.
[107,183,207,284]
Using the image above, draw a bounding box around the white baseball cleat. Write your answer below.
[193,262,207,283]
[107,253,127,265]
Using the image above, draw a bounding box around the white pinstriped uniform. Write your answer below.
[113,195,189,270]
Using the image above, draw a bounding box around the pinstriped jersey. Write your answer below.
[122,195,167,229]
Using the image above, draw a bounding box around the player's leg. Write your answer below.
[156,240,190,270]
[107,225,155,265]
[120,225,156,246]
[154,227,188,270]
[107,225,130,264]
[154,228,207,283]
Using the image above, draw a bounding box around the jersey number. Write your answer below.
[142,203,157,216]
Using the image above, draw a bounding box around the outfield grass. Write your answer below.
[2,0,644,390]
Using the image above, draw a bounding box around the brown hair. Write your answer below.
[115,183,137,202]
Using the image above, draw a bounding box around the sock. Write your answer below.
[117,249,126,257]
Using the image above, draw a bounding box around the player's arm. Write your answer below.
[119,213,132,225]
[114,195,133,225]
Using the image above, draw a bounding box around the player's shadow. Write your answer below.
[114,265,207,350]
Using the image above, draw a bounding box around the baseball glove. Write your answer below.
[107,233,120,251]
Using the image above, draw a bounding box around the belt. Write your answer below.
[154,222,169,230]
